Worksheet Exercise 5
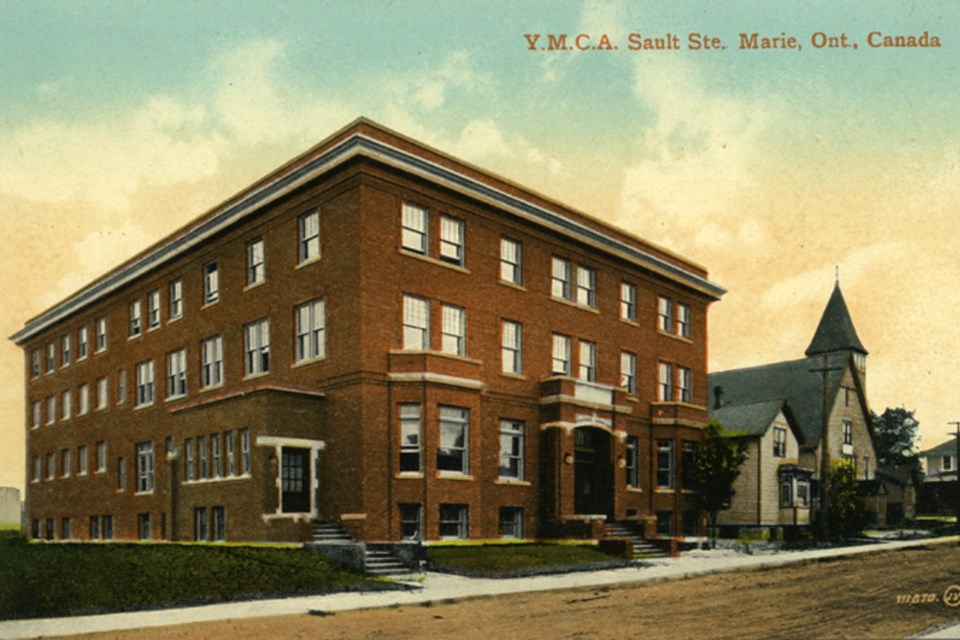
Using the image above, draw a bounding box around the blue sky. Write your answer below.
[0,0,958,489]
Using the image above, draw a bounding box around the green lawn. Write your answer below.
[427,542,620,575]
[0,531,381,620]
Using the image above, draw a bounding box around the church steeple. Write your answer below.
[805,281,868,359]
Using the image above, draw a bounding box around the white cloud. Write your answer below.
[451,118,564,176]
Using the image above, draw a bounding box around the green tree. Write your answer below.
[827,457,867,539]
[870,407,922,477]
[693,419,747,547]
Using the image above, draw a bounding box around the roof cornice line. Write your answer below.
[11,130,724,345]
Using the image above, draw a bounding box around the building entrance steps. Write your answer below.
[310,521,413,575]
[603,521,668,559]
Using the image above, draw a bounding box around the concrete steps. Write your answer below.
[311,521,353,544]
[311,522,413,575]
[603,522,668,559]
[364,547,413,575]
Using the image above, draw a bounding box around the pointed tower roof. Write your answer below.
[805,282,868,357]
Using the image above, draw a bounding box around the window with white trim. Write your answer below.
[129,300,142,337]
[78,444,88,476]
[626,436,640,488]
[439,215,464,266]
[167,349,187,399]
[576,266,596,308]
[96,441,107,473]
[295,299,326,362]
[225,431,236,476]
[211,433,221,478]
[46,396,55,425]
[95,317,107,352]
[136,360,155,406]
[578,340,597,382]
[658,296,673,333]
[169,279,183,320]
[78,327,89,360]
[240,429,251,475]
[677,303,691,339]
[552,334,571,375]
[117,457,126,491]
[620,282,637,321]
[78,384,89,416]
[184,438,195,481]
[31,401,41,429]
[198,436,208,479]
[402,295,429,350]
[136,441,155,493]
[501,320,522,374]
[31,455,40,483]
[441,304,466,356]
[203,261,220,304]
[499,507,523,539]
[500,238,522,284]
[46,452,55,480]
[551,257,571,300]
[244,318,271,376]
[46,343,55,372]
[31,350,41,378]
[400,504,421,541]
[944,455,954,472]
[657,440,674,489]
[201,335,224,388]
[61,448,71,478]
[679,366,692,403]
[195,507,208,541]
[117,369,126,404]
[147,290,161,330]
[247,237,265,285]
[843,420,853,445]
[438,406,470,474]
[399,404,422,473]
[61,390,71,420]
[439,504,469,539]
[401,203,428,254]
[621,351,637,396]
[96,377,108,410]
[498,420,524,481]
[299,211,321,263]
[212,506,226,541]
[61,335,71,367]
[773,427,787,457]
[658,363,674,401]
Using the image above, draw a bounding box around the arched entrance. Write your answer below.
[573,427,614,516]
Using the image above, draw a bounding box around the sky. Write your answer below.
[1,0,958,491]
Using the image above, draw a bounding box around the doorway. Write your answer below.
[573,427,613,516]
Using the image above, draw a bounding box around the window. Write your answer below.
[95,317,107,352]
[247,237,265,285]
[402,295,429,350]
[797,479,810,505]
[169,279,183,320]
[439,504,469,539]
[944,455,954,472]
[225,431,236,476]
[61,390,71,420]
[195,507,208,541]
[61,448,71,478]
[136,360,155,406]
[96,441,107,473]
[681,441,696,490]
[198,436,208,479]
[203,261,220,304]
[201,335,224,388]
[498,420,525,480]
[401,202,428,254]
[501,320,523,374]
[46,396,55,425]
[102,515,113,540]
[45,518,54,540]
[89,516,100,540]
[842,420,853,445]
[656,511,673,537]
[679,367,692,403]
[656,440,674,489]
[683,511,700,538]
[78,384,89,416]
[578,340,596,382]
[78,445,88,476]
[854,352,866,372]
[658,363,674,401]
[117,457,126,491]
[31,350,41,378]
[620,351,637,396]
[212,506,226,541]
[240,429,251,475]
[439,215,464,265]
[46,343,55,372]
[773,427,787,457]
[61,518,72,540]
[626,436,640,488]
[576,266,596,308]
[167,349,187,399]
[299,211,321,263]
[244,318,271,376]
[96,377,108,410]
[78,327,89,360]
[500,507,524,539]
[295,299,326,362]
[138,513,151,540]
[31,401,40,429]
[441,305,466,356]
[438,406,470,474]
[400,504,421,541]
[552,334,571,375]
[129,300,142,337]
[620,282,637,321]
[31,455,40,483]
[61,335,71,367]
[136,442,155,493]
[658,297,673,333]
[212,433,222,478]
[46,452,55,480]
[117,369,126,404]
[500,238,522,284]
[147,290,161,329]
[184,438,195,481]
[780,479,793,507]
[399,404,422,472]
[677,303,691,339]
[551,257,571,299]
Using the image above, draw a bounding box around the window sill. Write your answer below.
[292,355,327,369]
[295,256,322,271]
[128,333,142,341]
[657,330,693,344]
[436,472,474,481]
[199,383,225,394]
[495,479,530,486]
[135,491,155,497]
[242,371,271,382]
[201,299,220,310]
[134,402,155,411]
[500,372,527,380]
[498,280,526,292]
[399,249,470,274]
[182,474,251,486]
[94,348,107,356]
[77,356,89,363]
[244,280,266,292]
[390,349,482,365]
[167,315,183,326]
[654,488,675,494]
[550,296,600,314]
[396,472,424,479]
[165,394,187,404]
[619,318,640,327]
[626,487,643,494]
[147,325,161,333]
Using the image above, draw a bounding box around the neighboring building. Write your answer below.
[0,487,20,528]
[711,400,811,528]
[11,118,724,544]
[874,464,917,524]
[709,282,877,530]
[919,440,958,516]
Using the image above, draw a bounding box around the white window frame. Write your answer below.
[439,215,464,266]
[31,350,41,378]
[620,282,637,321]
[402,295,429,350]
[399,404,422,473]
[167,349,187,399]
[136,441,155,493]
[658,297,673,333]
[501,320,523,374]
[576,266,596,308]
[247,237,266,285]
[61,448,71,478]
[773,427,787,458]
[147,290,161,330]
[626,436,640,488]
[78,384,89,416]
[46,396,55,425]
[621,351,637,396]
[677,303,692,339]
[500,237,522,285]
[78,444,88,476]
[46,452,55,480]
[552,334,571,375]
[61,389,71,420]
[129,300,142,337]
[136,360,156,407]
[944,455,954,472]
[212,433,222,478]
[61,335,71,367]
[498,419,525,481]
[295,299,326,362]
[401,202,428,254]
[226,431,236,477]
[240,429,251,475]
[46,343,55,372]
[578,340,597,382]
[169,279,183,320]
[185,438,195,481]
[117,369,126,404]
[500,507,523,539]
[31,401,41,429]
[658,363,674,402]
[244,318,271,376]
[201,335,224,388]
[299,211,321,263]
[657,440,675,489]
[96,441,107,473]
[679,366,693,403]
[441,304,466,356]
[203,261,220,305]
[551,257,571,300]
[95,317,107,352]
[96,377,108,410]
[439,504,469,540]
[77,327,89,360]
[843,420,853,445]
[438,406,470,475]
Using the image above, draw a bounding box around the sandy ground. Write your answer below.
[58,544,960,640]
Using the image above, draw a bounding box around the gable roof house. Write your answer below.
[709,282,880,530]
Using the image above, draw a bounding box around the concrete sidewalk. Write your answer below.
[2,536,958,639]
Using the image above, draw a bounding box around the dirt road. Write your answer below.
[66,544,960,640]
